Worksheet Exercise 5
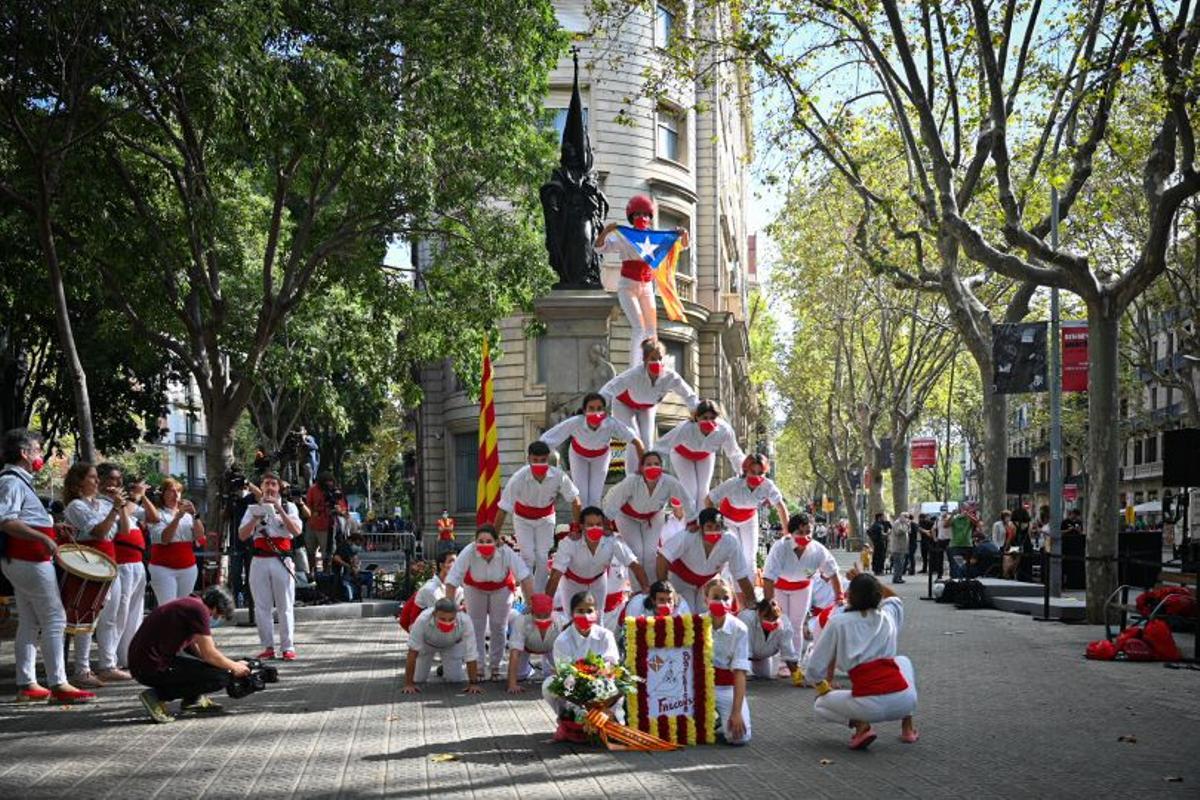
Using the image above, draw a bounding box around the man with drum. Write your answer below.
[0,429,95,703]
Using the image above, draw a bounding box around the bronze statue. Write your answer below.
[540,50,608,289]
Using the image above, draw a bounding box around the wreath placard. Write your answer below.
[624,613,717,745]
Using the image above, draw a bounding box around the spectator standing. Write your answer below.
[906,515,919,575]
[933,508,952,579]
[947,507,978,579]
[889,514,908,584]
[916,514,933,573]
[866,513,890,576]
[304,472,347,571]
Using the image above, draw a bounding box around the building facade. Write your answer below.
[415,1,760,535]
[152,377,209,499]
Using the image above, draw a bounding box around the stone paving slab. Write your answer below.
[1,560,1198,799]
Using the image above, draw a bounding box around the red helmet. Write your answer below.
[625,194,656,221]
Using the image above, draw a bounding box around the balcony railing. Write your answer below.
[174,432,208,447]
[185,476,207,493]
[1120,461,1163,481]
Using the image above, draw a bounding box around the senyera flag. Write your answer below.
[616,225,686,321]
[476,337,500,526]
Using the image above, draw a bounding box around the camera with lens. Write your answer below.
[226,657,279,699]
[224,468,247,494]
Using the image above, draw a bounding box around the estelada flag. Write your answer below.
[476,338,500,526]
[616,225,686,321]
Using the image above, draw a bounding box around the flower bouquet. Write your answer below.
[547,653,677,751]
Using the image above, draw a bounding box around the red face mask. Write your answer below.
[585,526,604,543]
[698,420,717,435]
[656,604,672,617]
[435,619,456,633]
[533,618,554,632]
[646,361,663,378]
[476,543,496,558]
[632,215,652,230]
[746,475,765,490]
[703,532,723,545]
[793,535,811,549]
[642,465,663,481]
[29,457,45,473]
[573,613,595,633]
[761,620,781,633]
[708,601,729,617]
[585,411,606,427]
[530,463,549,479]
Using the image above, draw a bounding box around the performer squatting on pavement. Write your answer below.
[505,593,562,692]
[402,599,483,694]
[539,392,644,507]
[703,578,752,745]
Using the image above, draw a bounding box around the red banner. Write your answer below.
[1062,322,1088,393]
[1063,484,1079,502]
[910,438,937,469]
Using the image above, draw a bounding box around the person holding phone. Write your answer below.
[237,472,302,661]
[149,478,206,604]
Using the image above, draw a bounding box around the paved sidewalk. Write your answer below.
[1,566,1197,799]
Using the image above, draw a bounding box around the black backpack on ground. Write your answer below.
[954,578,989,610]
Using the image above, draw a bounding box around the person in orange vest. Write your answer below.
[436,510,456,550]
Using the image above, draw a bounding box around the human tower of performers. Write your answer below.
[0,201,916,751]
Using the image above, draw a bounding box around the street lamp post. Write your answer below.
[1049,188,1064,597]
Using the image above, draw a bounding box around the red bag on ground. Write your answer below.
[1085,639,1117,660]
[397,594,421,632]
[1122,636,1156,661]
[1135,586,1196,619]
[1142,619,1182,662]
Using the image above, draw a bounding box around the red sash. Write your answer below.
[668,558,717,588]
[714,667,736,686]
[150,541,196,569]
[621,259,653,282]
[463,568,516,593]
[564,568,602,585]
[848,657,909,697]
[7,524,56,562]
[83,537,117,560]
[605,590,625,614]
[674,443,710,462]
[571,438,609,458]
[719,497,756,523]
[253,537,293,556]
[514,501,555,520]
[115,528,146,564]
[620,502,657,522]
[814,604,835,629]
[773,577,812,591]
[616,389,655,410]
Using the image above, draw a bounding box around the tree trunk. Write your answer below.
[202,402,238,533]
[836,467,861,547]
[979,379,1009,524]
[890,438,910,515]
[1085,305,1121,623]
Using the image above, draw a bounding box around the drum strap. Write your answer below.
[260,537,297,582]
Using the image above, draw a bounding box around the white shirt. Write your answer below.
[65,496,115,541]
[552,535,637,581]
[809,572,842,610]
[0,466,51,527]
[937,515,952,541]
[540,414,640,452]
[707,613,752,672]
[600,363,699,412]
[238,500,301,541]
[659,530,752,582]
[624,593,691,618]
[706,475,785,514]
[509,615,562,654]
[991,520,1008,548]
[408,608,478,660]
[415,575,462,610]
[807,597,904,679]
[551,624,620,665]
[655,419,744,471]
[763,538,839,584]
[149,506,200,544]
[603,473,695,522]
[498,465,579,517]
[737,609,799,661]
[446,542,531,587]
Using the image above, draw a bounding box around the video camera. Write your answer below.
[226,657,279,699]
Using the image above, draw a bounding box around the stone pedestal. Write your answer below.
[534,290,618,425]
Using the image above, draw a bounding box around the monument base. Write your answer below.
[534,290,617,425]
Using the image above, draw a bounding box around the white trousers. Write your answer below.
[73,571,121,673]
[775,585,813,662]
[814,656,918,725]
[512,648,551,680]
[463,585,512,672]
[569,448,611,508]
[617,276,656,369]
[250,556,295,651]
[150,564,198,605]
[553,574,609,621]
[668,579,707,618]
[612,401,657,448]
[669,451,714,517]
[615,515,662,594]
[727,515,760,578]
[715,684,752,744]
[1,558,67,687]
[512,515,556,593]
[412,643,469,683]
[114,562,146,669]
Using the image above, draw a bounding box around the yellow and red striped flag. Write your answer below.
[476,337,501,526]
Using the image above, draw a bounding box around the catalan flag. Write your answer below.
[476,337,500,526]
[616,225,687,322]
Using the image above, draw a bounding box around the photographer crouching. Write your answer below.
[130,585,250,723]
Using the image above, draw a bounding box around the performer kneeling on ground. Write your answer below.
[237,472,302,661]
[506,593,561,692]
[702,578,751,745]
[543,591,622,740]
[738,598,802,682]
[0,428,95,704]
[657,508,756,613]
[807,569,919,750]
[130,585,250,724]
[402,598,483,694]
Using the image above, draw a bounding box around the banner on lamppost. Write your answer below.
[910,437,937,469]
[992,322,1048,394]
[1062,321,1089,393]
[1063,483,1079,502]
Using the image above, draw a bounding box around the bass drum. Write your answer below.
[56,543,117,635]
